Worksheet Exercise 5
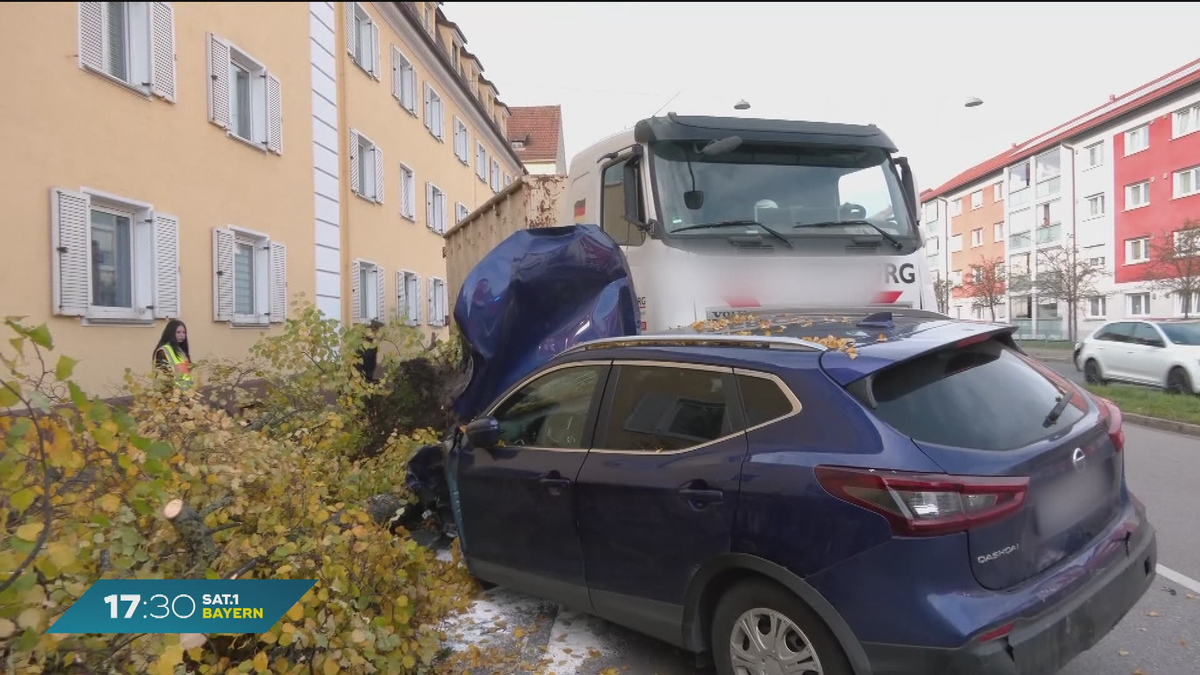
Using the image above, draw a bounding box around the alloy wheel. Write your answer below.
[729,608,823,675]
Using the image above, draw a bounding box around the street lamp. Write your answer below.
[964,96,984,108]
[734,99,751,110]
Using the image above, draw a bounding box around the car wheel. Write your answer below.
[1166,367,1191,395]
[1084,359,1105,385]
[711,579,851,675]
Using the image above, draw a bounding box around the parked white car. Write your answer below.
[1076,319,1200,394]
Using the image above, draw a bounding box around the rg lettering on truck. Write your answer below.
[885,262,917,284]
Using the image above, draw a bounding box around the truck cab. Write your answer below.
[560,113,938,332]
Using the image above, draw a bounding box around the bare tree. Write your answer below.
[1143,219,1200,318]
[961,256,1006,322]
[933,276,952,315]
[1008,241,1103,342]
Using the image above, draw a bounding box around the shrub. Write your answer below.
[0,311,478,674]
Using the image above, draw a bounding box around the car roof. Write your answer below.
[553,308,1016,382]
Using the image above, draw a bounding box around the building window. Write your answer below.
[397,269,422,326]
[1126,237,1150,264]
[993,222,1004,242]
[1086,296,1107,318]
[476,142,488,182]
[77,2,176,101]
[1174,165,1200,199]
[206,35,282,154]
[1084,141,1104,169]
[923,201,939,222]
[456,201,469,224]
[425,183,446,234]
[350,130,383,203]
[1128,292,1150,316]
[993,183,1003,202]
[1178,292,1200,317]
[391,46,417,113]
[1035,176,1060,199]
[1124,125,1149,155]
[1034,149,1061,183]
[949,233,962,252]
[1173,104,1200,138]
[212,226,287,326]
[927,235,939,252]
[511,139,526,150]
[504,173,513,188]
[970,190,983,210]
[352,259,384,322]
[490,159,501,192]
[1173,228,1200,254]
[1125,181,1149,210]
[950,269,962,286]
[971,228,983,247]
[1036,200,1062,228]
[1083,244,1106,270]
[423,83,445,141]
[1008,161,1031,192]
[51,187,180,322]
[453,118,470,164]
[399,163,416,220]
[1009,252,1030,276]
[347,2,380,79]
[1085,194,1106,219]
[427,277,448,327]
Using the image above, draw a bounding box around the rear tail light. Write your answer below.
[1094,396,1125,453]
[814,466,1029,537]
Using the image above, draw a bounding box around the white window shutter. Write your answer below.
[395,270,406,322]
[438,193,446,234]
[414,276,422,324]
[425,183,433,230]
[345,1,356,56]
[152,212,180,319]
[442,280,450,325]
[207,33,231,128]
[391,46,401,99]
[350,260,362,321]
[212,228,234,322]
[348,130,360,195]
[370,22,380,80]
[374,147,384,204]
[427,278,435,327]
[423,85,432,130]
[454,121,461,156]
[269,241,287,323]
[78,2,104,71]
[375,265,386,320]
[150,2,176,101]
[51,188,91,317]
[266,73,282,155]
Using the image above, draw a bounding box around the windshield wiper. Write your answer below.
[1042,387,1073,427]
[673,220,794,248]
[792,219,904,250]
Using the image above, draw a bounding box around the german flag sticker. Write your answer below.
[573,199,586,223]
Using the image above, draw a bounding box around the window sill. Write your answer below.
[230,320,271,329]
[1124,203,1150,212]
[1173,191,1200,201]
[227,130,270,153]
[353,191,381,205]
[1171,128,1198,141]
[351,58,377,80]
[82,65,155,101]
[1083,164,1102,172]
[82,314,157,327]
[401,213,416,223]
[1124,147,1149,158]
[1125,259,1149,266]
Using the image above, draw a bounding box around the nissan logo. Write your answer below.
[1072,447,1085,470]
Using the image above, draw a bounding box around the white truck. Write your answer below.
[445,113,939,332]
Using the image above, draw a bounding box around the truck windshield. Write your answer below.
[649,141,915,241]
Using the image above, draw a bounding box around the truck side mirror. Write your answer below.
[895,156,920,229]
[623,159,650,233]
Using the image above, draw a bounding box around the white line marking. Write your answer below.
[1157,564,1200,595]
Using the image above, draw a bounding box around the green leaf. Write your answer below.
[28,324,53,349]
[8,417,31,441]
[113,409,136,433]
[8,337,25,358]
[86,401,111,423]
[146,441,173,460]
[130,434,152,451]
[54,355,77,381]
[0,382,19,408]
[10,488,36,512]
[68,381,88,409]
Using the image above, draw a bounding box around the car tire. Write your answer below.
[1166,367,1191,395]
[1084,359,1105,385]
[711,578,852,675]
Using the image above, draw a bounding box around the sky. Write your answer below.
[446,2,1200,190]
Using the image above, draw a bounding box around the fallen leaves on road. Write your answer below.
[1147,610,1160,617]
[1119,649,1131,656]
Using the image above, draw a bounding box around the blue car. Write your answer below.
[445,309,1156,675]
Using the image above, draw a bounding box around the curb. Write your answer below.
[1123,412,1200,439]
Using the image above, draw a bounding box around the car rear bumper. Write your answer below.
[860,524,1157,675]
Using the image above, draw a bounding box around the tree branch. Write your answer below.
[163,498,221,572]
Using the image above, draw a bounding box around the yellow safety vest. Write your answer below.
[159,344,194,389]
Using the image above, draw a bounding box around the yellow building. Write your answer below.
[0,2,524,394]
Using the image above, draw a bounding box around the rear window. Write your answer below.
[863,338,1086,451]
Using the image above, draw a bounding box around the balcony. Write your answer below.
[1036,223,1061,244]
[1010,231,1032,249]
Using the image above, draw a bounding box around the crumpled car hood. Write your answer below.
[450,224,640,423]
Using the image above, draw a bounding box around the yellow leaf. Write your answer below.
[0,618,15,638]
[15,522,43,542]
[253,651,269,673]
[154,644,184,675]
[99,493,121,513]
[396,595,409,607]
[322,656,340,675]
[286,603,303,621]
[1147,610,1159,617]
[47,542,75,568]
[514,627,526,639]
[402,655,416,669]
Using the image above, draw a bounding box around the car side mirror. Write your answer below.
[465,417,501,449]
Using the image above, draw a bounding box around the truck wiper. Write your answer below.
[672,220,794,248]
[792,220,904,250]
[1042,388,1072,428]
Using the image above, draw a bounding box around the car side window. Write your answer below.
[598,364,739,452]
[1132,323,1163,347]
[1092,325,1113,341]
[1105,322,1135,344]
[490,364,607,449]
[737,373,796,428]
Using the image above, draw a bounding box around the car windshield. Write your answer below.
[649,140,915,240]
[1157,321,1200,345]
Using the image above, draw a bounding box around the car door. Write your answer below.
[454,360,612,611]
[1096,321,1135,380]
[1129,322,1171,385]
[574,360,748,646]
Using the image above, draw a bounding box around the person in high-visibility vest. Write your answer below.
[153,319,194,389]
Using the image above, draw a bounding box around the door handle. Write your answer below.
[678,480,724,507]
[539,472,571,496]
